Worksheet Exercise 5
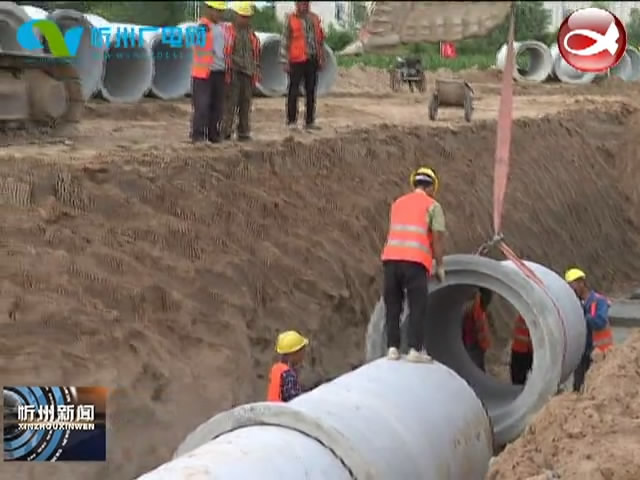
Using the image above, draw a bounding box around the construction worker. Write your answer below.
[381,167,446,363]
[190,1,228,143]
[222,1,261,141]
[267,330,308,402]
[510,314,533,385]
[565,267,613,392]
[280,1,325,131]
[462,288,492,371]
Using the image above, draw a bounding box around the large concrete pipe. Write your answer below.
[610,51,633,81]
[136,358,493,480]
[496,41,553,83]
[85,16,153,102]
[20,4,46,20]
[549,43,597,84]
[256,32,287,97]
[138,24,193,99]
[0,2,38,53]
[625,47,640,81]
[366,254,586,447]
[47,9,106,100]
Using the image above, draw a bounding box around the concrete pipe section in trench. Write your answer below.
[366,254,587,447]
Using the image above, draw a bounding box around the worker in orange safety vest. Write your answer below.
[221,1,261,141]
[279,1,325,130]
[510,314,533,385]
[190,1,228,143]
[565,267,613,392]
[381,167,446,363]
[267,330,308,402]
[462,288,492,371]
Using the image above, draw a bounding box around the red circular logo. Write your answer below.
[557,7,627,73]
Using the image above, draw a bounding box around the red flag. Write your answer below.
[440,42,457,58]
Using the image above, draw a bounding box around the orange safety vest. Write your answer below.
[287,12,325,64]
[589,293,614,352]
[462,297,491,351]
[511,315,533,353]
[266,362,290,402]
[380,191,435,273]
[191,18,219,79]
[224,25,261,86]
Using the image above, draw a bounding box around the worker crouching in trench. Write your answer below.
[222,1,261,142]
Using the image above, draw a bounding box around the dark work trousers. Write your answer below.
[222,71,253,139]
[190,72,225,142]
[287,58,318,126]
[510,350,533,385]
[383,260,429,351]
[465,343,486,372]
[208,71,226,142]
[573,352,592,392]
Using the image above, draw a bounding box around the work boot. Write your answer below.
[387,347,400,360]
[287,122,298,131]
[406,348,433,363]
[238,134,251,142]
[304,122,321,131]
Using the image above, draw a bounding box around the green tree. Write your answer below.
[325,24,355,52]
[628,8,640,46]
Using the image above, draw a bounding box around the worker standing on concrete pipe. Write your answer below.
[280,1,325,131]
[380,167,446,363]
[510,314,533,385]
[267,330,309,402]
[461,288,492,371]
[565,268,614,392]
[222,1,260,141]
[190,1,228,144]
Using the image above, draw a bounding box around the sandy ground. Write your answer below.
[0,67,639,479]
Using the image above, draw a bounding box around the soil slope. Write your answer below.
[1,104,639,480]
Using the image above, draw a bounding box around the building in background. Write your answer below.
[543,1,640,31]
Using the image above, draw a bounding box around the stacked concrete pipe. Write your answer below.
[496,40,554,83]
[366,254,586,447]
[0,2,37,53]
[136,358,493,480]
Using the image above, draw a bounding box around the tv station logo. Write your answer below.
[3,386,107,462]
[557,7,628,73]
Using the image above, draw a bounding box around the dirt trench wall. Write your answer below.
[1,104,639,480]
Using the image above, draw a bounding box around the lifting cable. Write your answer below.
[484,5,570,367]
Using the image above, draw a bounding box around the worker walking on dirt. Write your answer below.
[221,2,260,141]
[565,268,614,392]
[190,1,228,144]
[267,330,309,402]
[280,1,325,131]
[462,288,492,371]
[510,314,533,385]
[381,167,446,363]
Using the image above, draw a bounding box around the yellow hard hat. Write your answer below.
[205,1,227,10]
[410,167,439,193]
[276,330,309,355]
[233,1,254,16]
[564,268,586,283]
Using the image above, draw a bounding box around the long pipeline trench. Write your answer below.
[135,255,640,480]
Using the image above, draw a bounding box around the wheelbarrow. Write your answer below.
[428,79,474,122]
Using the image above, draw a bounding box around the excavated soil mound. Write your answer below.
[489,331,640,480]
[2,104,639,480]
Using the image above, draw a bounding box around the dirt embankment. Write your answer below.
[489,331,640,480]
[1,104,639,480]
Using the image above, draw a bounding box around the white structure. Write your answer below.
[273,1,361,30]
[543,1,640,31]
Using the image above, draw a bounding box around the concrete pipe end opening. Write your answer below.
[147,32,192,99]
[549,43,597,84]
[610,52,632,81]
[625,47,640,81]
[47,9,106,100]
[365,254,586,447]
[255,32,287,97]
[496,41,553,83]
[100,33,153,102]
[0,2,36,53]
